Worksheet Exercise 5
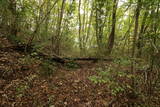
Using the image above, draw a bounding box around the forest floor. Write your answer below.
[0,36,159,107]
[0,36,113,107]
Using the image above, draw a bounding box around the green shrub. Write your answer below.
[113,57,131,66]
[89,65,132,96]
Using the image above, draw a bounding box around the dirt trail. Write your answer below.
[0,36,111,107]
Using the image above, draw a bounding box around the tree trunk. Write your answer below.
[131,0,141,91]
[137,10,148,57]
[55,0,66,55]
[107,0,118,55]
[131,0,141,58]
[44,0,51,39]
[78,0,83,55]
[85,4,93,46]
[94,1,107,56]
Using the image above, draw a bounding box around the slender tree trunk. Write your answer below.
[131,0,141,58]
[137,10,148,57]
[78,0,83,55]
[82,0,87,54]
[45,0,51,39]
[131,0,141,99]
[55,0,66,55]
[107,0,118,55]
[95,5,99,51]
[95,2,102,55]
[85,5,93,45]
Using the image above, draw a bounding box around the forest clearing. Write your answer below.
[0,0,160,107]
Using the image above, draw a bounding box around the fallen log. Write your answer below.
[37,52,66,64]
[1,45,113,63]
[0,45,33,52]
[37,52,113,63]
[64,57,113,61]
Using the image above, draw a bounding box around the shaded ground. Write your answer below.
[0,36,112,107]
[0,36,159,107]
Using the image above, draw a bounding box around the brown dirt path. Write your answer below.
[0,36,111,107]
